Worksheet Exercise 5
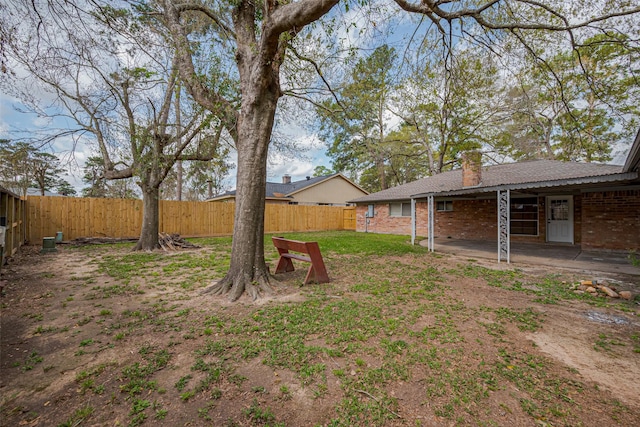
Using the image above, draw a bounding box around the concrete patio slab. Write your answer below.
[421,237,640,277]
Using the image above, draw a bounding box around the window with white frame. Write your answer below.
[436,200,453,211]
[510,197,538,235]
[389,202,411,217]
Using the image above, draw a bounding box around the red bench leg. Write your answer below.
[275,254,295,274]
[305,244,330,284]
[304,264,330,284]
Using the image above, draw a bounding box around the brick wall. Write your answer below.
[357,199,541,242]
[356,202,429,236]
[357,191,639,251]
[573,195,582,244]
[356,200,506,240]
[581,190,640,250]
[435,199,496,240]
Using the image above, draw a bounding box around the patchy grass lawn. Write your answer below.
[1,231,639,427]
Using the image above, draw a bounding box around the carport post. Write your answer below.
[411,198,416,245]
[497,189,510,263]
[427,195,434,252]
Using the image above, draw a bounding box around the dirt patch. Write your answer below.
[1,243,639,426]
[528,309,640,406]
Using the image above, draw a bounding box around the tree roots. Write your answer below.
[201,269,274,302]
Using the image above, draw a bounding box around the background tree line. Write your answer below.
[315,35,639,193]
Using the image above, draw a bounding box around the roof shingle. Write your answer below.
[350,160,627,203]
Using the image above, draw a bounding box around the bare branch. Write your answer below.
[287,45,345,111]
[392,0,640,32]
[267,0,340,39]
[175,2,236,38]
[160,0,239,140]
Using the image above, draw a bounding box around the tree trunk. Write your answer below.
[203,90,278,301]
[162,0,341,300]
[133,185,160,251]
[376,155,387,190]
[176,160,183,201]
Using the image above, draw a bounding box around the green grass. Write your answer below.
[116,346,172,423]
[57,406,94,427]
[193,231,428,257]
[493,307,543,331]
[21,351,44,371]
[98,252,163,282]
[29,231,634,426]
[33,325,58,334]
[242,399,280,425]
[267,231,428,256]
[594,333,626,353]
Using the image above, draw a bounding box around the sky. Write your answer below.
[0,89,338,193]
[1,92,95,191]
[1,1,636,196]
[0,0,401,194]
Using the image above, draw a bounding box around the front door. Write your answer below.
[547,196,573,243]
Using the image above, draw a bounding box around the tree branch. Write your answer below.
[175,2,236,39]
[103,166,133,180]
[261,0,339,61]
[267,0,340,39]
[160,0,239,141]
[392,0,640,32]
[287,45,345,111]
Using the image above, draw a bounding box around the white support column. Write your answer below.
[411,198,416,245]
[427,195,434,252]
[497,189,510,263]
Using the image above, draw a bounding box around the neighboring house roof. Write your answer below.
[350,160,638,203]
[208,173,368,202]
[266,175,330,198]
[26,188,63,197]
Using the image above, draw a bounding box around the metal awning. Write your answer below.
[410,172,638,199]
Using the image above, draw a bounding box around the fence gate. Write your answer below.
[343,207,356,230]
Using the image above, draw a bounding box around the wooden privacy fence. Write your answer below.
[26,196,356,242]
[1,186,27,260]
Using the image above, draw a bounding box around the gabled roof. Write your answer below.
[266,174,336,198]
[623,128,640,172]
[350,159,637,203]
[208,173,368,201]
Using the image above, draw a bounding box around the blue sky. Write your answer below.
[1,92,96,191]
[0,89,337,192]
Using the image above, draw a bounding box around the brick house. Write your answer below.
[350,130,640,258]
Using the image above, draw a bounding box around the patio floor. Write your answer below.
[421,237,640,277]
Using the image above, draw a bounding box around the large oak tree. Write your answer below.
[153,0,341,300]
